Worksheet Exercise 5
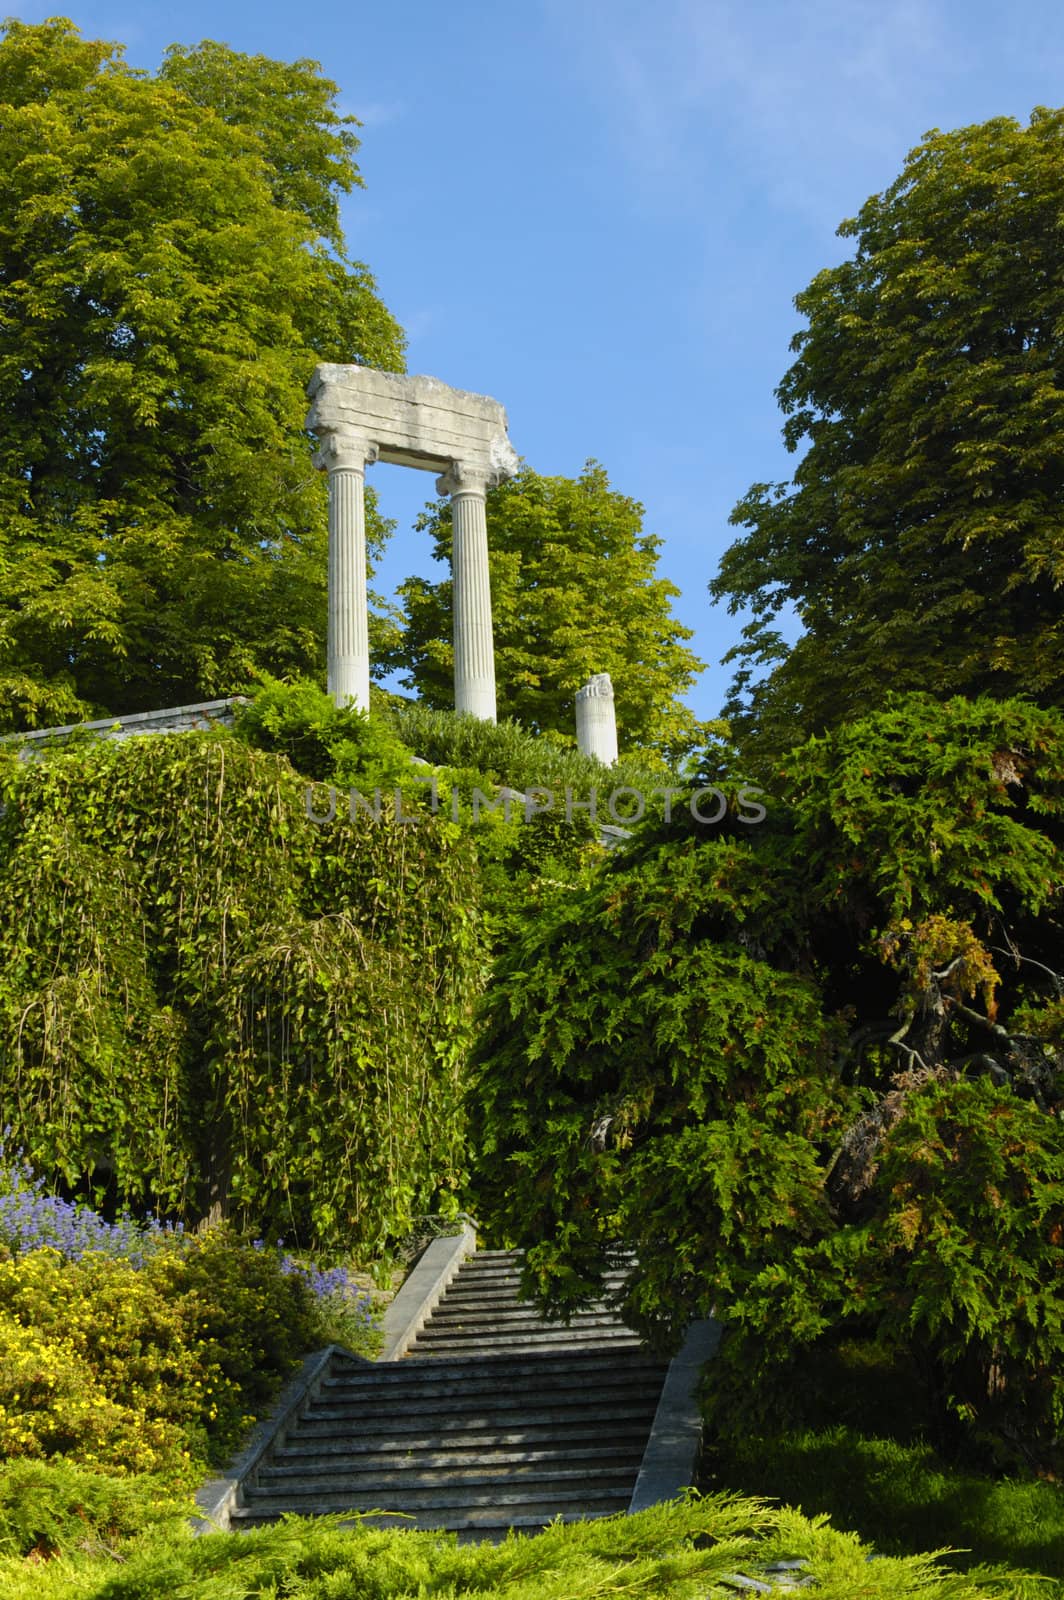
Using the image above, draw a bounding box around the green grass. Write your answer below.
[706,1426,1064,1582]
[703,1341,1064,1586]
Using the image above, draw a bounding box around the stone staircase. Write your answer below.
[229,1248,670,1539]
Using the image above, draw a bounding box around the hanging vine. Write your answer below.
[0,734,483,1252]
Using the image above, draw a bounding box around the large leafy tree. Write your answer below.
[386,461,705,757]
[470,694,1064,1470]
[712,109,1064,766]
[0,19,404,732]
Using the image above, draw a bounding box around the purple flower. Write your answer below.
[0,1148,181,1265]
[0,1147,373,1325]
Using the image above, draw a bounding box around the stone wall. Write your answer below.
[1,697,247,750]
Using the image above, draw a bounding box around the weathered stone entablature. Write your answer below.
[306,367,520,722]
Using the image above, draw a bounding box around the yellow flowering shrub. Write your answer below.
[0,1233,321,1474]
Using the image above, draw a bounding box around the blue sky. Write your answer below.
[11,0,1064,720]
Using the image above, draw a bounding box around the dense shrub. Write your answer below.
[0,1230,332,1472]
[385,699,667,794]
[470,835,850,1334]
[470,695,1064,1470]
[0,1460,188,1561]
[0,1152,379,1475]
[0,1249,216,1474]
[233,676,414,789]
[0,733,482,1252]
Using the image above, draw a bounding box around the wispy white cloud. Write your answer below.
[543,0,971,229]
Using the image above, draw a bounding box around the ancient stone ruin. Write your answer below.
[307,365,520,723]
[575,673,618,765]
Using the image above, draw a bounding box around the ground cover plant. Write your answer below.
[700,1339,1064,1579]
[0,1460,190,1565]
[0,1493,1055,1599]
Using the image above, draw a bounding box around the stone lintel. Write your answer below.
[307,365,519,488]
[376,446,452,474]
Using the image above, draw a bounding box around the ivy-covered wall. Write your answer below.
[0,733,483,1253]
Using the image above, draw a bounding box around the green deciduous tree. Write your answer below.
[712,109,1064,766]
[386,461,705,757]
[470,693,1064,1470]
[0,18,403,732]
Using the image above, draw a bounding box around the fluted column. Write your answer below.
[437,463,496,721]
[575,673,619,765]
[315,432,371,712]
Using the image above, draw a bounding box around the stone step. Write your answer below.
[288,1411,659,1445]
[298,1397,661,1433]
[458,1248,634,1266]
[428,1300,626,1323]
[221,1243,665,1542]
[275,1426,653,1461]
[322,1380,659,1411]
[422,1304,627,1327]
[410,1327,644,1354]
[435,1277,629,1302]
[328,1349,664,1386]
[239,1480,633,1516]
[441,1266,630,1288]
[323,1367,662,1407]
[267,1441,647,1473]
[303,1384,661,1422]
[255,1461,639,1494]
[231,1504,617,1536]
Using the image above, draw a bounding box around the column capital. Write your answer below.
[312,429,377,475]
[436,460,490,499]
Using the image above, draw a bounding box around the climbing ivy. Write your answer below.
[0,734,482,1253]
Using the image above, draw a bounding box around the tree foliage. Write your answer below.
[387,462,704,756]
[712,109,1064,763]
[0,733,481,1253]
[0,18,403,732]
[469,694,1064,1469]
[233,675,414,789]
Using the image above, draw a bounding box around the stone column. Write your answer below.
[315,432,372,712]
[438,463,496,721]
[576,673,619,765]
